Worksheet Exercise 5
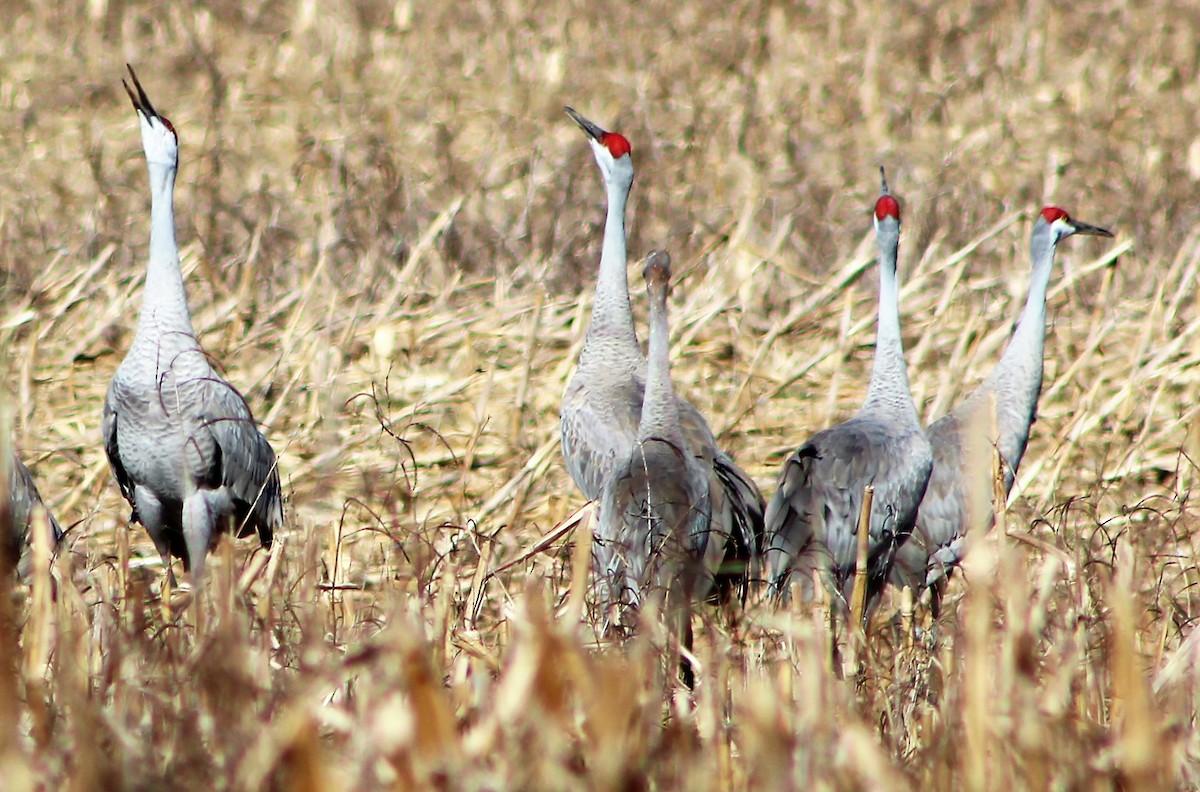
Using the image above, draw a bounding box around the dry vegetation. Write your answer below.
[1,0,1200,788]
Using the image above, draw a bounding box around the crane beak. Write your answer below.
[1070,219,1113,238]
[564,106,606,142]
[123,64,158,120]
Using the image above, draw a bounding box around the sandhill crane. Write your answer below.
[559,107,764,597]
[3,452,63,574]
[765,169,932,618]
[102,65,282,588]
[596,250,711,629]
[890,207,1113,613]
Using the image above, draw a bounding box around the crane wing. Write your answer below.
[672,385,765,592]
[102,385,139,521]
[201,377,282,547]
[767,418,931,602]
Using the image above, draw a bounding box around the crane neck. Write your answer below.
[862,234,919,421]
[1021,226,1059,331]
[1011,247,1053,351]
[579,177,640,369]
[136,160,195,340]
[637,287,684,448]
[983,232,1057,394]
[969,235,1057,472]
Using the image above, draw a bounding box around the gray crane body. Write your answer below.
[596,252,712,625]
[769,415,932,605]
[891,210,1113,598]
[103,68,282,586]
[766,184,932,611]
[558,109,763,594]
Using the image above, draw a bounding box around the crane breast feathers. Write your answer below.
[632,370,720,460]
[608,441,709,551]
[560,394,636,499]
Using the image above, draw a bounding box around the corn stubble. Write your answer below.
[0,0,1197,788]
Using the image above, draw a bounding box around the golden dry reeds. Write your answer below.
[1,0,1198,787]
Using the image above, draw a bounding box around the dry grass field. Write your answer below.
[2,0,1200,788]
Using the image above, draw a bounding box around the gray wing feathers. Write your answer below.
[708,456,764,575]
[596,438,712,623]
[202,379,282,545]
[674,396,718,457]
[896,398,1015,593]
[765,447,820,574]
[6,453,63,572]
[562,370,764,582]
[102,389,137,518]
[767,418,931,604]
[908,415,971,574]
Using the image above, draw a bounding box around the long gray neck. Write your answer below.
[861,224,919,422]
[579,177,640,370]
[637,285,684,447]
[971,223,1056,474]
[135,161,195,342]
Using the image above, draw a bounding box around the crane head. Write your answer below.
[1039,206,1113,240]
[643,249,672,290]
[873,191,902,242]
[599,131,632,160]
[875,166,901,225]
[123,64,178,168]
[565,106,634,187]
[874,194,901,223]
[873,169,902,267]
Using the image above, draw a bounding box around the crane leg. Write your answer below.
[829,602,842,677]
[925,576,949,647]
[930,576,947,620]
[134,487,176,589]
[181,493,216,590]
[667,588,697,690]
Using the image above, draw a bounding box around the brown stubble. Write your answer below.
[0,0,1195,786]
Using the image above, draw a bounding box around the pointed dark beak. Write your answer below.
[122,63,158,120]
[564,106,606,142]
[1071,219,1113,238]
